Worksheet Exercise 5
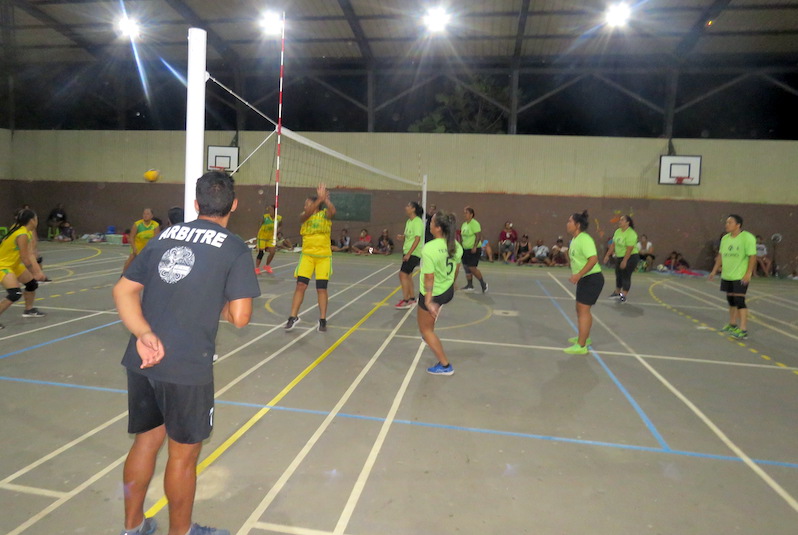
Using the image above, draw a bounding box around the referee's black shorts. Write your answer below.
[127,369,214,444]
[576,272,605,306]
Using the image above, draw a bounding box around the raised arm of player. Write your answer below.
[113,277,164,368]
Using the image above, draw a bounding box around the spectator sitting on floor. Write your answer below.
[551,238,569,266]
[46,203,68,239]
[331,229,351,252]
[530,239,552,266]
[481,239,495,262]
[515,234,532,265]
[498,221,518,264]
[351,228,373,255]
[276,231,293,250]
[755,235,772,277]
[376,229,394,255]
[664,251,690,270]
[122,228,131,245]
[638,234,655,271]
[54,221,76,242]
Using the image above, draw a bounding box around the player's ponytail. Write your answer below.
[571,210,589,231]
[409,201,423,218]
[435,211,458,259]
[1,209,36,245]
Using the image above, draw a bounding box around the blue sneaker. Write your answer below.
[427,363,454,376]
[120,517,157,535]
[188,523,231,535]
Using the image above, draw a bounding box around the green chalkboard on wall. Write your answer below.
[328,191,371,221]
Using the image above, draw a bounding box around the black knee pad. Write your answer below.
[727,294,736,307]
[296,276,310,286]
[37,256,43,265]
[256,250,265,260]
[316,279,329,290]
[6,287,22,302]
[24,280,39,293]
[733,295,747,309]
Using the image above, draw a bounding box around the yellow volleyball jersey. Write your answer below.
[300,209,332,257]
[258,214,282,238]
[134,219,159,251]
[0,227,32,268]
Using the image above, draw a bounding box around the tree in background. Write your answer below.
[409,76,510,134]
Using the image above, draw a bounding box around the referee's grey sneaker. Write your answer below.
[317,318,327,332]
[285,316,300,331]
[22,308,46,318]
[119,517,157,535]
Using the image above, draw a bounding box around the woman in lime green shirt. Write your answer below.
[564,210,604,355]
[603,214,639,303]
[419,211,463,375]
[460,206,487,293]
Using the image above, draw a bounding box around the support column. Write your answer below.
[663,68,679,139]
[366,67,375,132]
[508,67,519,135]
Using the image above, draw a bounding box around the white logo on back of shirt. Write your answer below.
[158,246,195,284]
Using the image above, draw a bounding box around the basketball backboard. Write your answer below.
[207,145,240,172]
[659,155,701,186]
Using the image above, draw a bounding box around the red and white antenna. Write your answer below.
[272,11,286,247]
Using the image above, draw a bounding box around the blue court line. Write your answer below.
[1,375,796,469]
[0,320,122,360]
[536,280,671,451]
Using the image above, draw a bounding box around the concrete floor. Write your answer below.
[1,242,797,534]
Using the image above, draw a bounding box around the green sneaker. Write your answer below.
[732,329,748,340]
[568,336,592,346]
[563,344,588,355]
[721,323,737,333]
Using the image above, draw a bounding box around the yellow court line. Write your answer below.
[145,283,403,517]
[44,247,102,267]
[648,280,796,375]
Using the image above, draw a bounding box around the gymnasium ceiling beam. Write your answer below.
[674,0,732,58]
[9,0,102,57]
[160,0,239,65]
[336,0,373,63]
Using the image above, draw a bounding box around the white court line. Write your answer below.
[547,272,798,514]
[253,522,342,535]
[39,305,117,314]
[333,341,425,534]
[664,281,798,340]
[5,265,396,534]
[0,312,105,341]
[392,335,798,371]
[0,482,68,499]
[236,306,417,535]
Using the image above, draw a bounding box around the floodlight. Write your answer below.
[260,11,283,35]
[605,3,631,28]
[118,16,141,39]
[423,7,451,33]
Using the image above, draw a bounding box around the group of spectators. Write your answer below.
[493,221,570,267]
[331,228,395,255]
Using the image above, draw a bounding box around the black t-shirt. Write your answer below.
[121,219,261,385]
[424,214,434,243]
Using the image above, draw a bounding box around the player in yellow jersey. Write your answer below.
[0,209,48,328]
[123,208,160,272]
[285,184,336,333]
[255,204,282,275]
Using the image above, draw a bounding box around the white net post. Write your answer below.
[422,174,428,219]
[184,28,207,223]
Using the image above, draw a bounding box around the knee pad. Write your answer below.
[37,256,43,265]
[6,288,22,303]
[727,294,736,307]
[24,280,39,293]
[316,279,329,290]
[296,276,310,286]
[256,250,264,260]
[733,295,747,309]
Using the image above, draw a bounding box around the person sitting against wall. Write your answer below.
[54,222,76,242]
[755,235,772,277]
[46,203,68,239]
[276,231,293,251]
[637,234,655,271]
[664,251,690,271]
[351,228,373,255]
[498,221,518,264]
[530,239,552,266]
[515,234,532,265]
[376,229,394,255]
[480,238,495,263]
[551,238,569,266]
[331,229,351,253]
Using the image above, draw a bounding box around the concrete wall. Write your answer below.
[9,130,798,204]
[5,180,796,274]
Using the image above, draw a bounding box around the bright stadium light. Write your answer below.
[423,6,451,33]
[118,16,141,40]
[605,3,631,28]
[260,11,283,35]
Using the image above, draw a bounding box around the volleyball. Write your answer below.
[144,169,160,182]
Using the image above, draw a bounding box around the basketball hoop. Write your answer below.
[209,165,228,173]
[674,176,690,185]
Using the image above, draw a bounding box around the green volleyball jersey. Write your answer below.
[461,219,481,249]
[569,232,601,277]
[612,227,639,257]
[421,238,463,296]
[403,216,424,258]
[720,230,756,281]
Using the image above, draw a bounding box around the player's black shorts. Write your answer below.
[720,279,748,295]
[576,272,605,306]
[127,369,214,444]
[400,255,421,274]
[462,248,481,267]
[417,285,455,312]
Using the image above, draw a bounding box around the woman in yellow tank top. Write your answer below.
[123,208,160,272]
[0,209,48,327]
[285,183,336,332]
